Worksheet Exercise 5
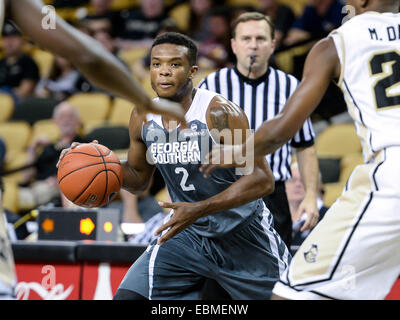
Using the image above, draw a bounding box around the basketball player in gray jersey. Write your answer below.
[1,0,183,299]
[62,32,290,299]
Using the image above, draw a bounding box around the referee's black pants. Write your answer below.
[262,181,292,249]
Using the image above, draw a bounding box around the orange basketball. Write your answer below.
[57,143,123,208]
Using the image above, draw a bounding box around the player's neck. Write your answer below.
[161,84,195,130]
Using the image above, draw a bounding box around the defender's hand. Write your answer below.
[154,201,203,245]
[200,144,245,177]
[294,195,319,232]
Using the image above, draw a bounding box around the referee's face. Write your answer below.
[231,20,275,78]
[150,43,197,101]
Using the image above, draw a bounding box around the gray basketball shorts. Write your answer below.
[118,210,291,300]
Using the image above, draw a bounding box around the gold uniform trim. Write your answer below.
[367,49,400,112]
[329,30,345,88]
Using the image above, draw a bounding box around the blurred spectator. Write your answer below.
[126,184,169,245]
[71,19,92,36]
[82,0,124,37]
[259,0,296,47]
[35,55,80,101]
[230,5,258,22]
[120,185,164,224]
[197,6,235,69]
[116,0,168,50]
[286,161,328,254]
[187,0,214,42]
[284,0,345,45]
[0,21,40,104]
[75,29,125,93]
[93,29,120,56]
[18,102,87,211]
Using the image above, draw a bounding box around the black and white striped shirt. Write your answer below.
[199,66,315,181]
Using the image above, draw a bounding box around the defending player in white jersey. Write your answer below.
[201,0,400,299]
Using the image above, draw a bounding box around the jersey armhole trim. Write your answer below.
[329,31,345,88]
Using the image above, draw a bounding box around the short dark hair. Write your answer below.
[231,12,275,40]
[151,32,198,66]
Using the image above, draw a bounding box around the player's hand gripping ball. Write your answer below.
[57,143,123,208]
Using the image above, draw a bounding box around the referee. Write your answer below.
[199,12,320,248]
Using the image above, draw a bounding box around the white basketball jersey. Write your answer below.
[330,12,400,162]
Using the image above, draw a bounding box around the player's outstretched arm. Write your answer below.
[9,0,184,121]
[200,37,340,176]
[249,37,340,158]
[155,96,275,244]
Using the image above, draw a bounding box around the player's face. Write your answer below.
[150,43,197,101]
[2,35,24,56]
[231,20,275,76]
[53,106,81,137]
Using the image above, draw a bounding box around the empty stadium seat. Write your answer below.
[67,93,111,125]
[0,121,32,153]
[31,48,54,78]
[85,125,130,150]
[109,98,135,126]
[0,93,14,122]
[30,119,61,145]
[3,180,19,213]
[11,97,58,125]
[168,3,190,32]
[193,69,217,87]
[140,73,157,98]
[110,0,137,11]
[339,152,364,183]
[2,150,29,185]
[315,123,362,158]
[323,181,346,207]
[119,48,149,66]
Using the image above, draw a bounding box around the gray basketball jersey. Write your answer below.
[142,88,266,237]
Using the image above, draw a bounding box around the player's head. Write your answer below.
[90,0,112,15]
[231,12,275,78]
[53,101,81,137]
[346,0,399,14]
[150,32,198,101]
[2,21,23,56]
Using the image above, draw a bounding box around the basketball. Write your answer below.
[57,143,123,208]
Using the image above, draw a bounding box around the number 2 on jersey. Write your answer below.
[369,51,400,110]
[175,167,195,191]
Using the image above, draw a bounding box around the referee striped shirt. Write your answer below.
[198,66,315,181]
